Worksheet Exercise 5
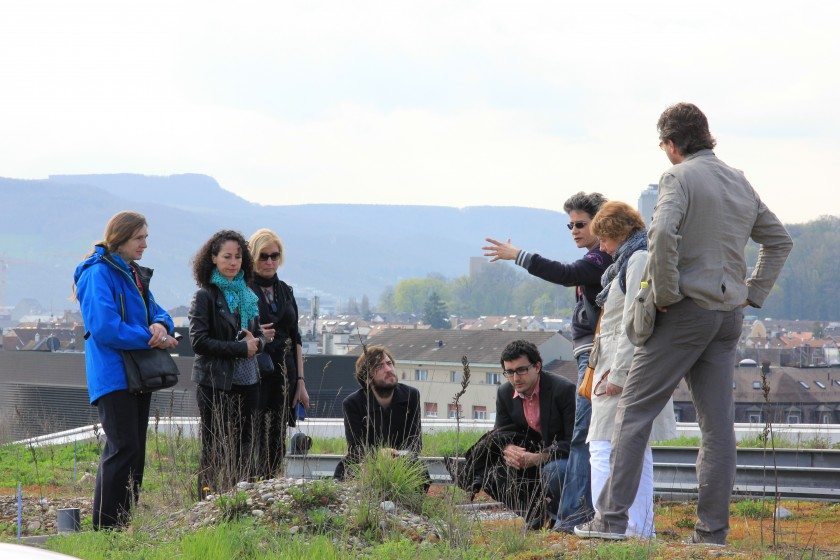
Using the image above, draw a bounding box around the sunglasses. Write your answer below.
[566,221,589,230]
[258,252,281,262]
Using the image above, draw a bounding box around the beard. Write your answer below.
[370,377,397,399]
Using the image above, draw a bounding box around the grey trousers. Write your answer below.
[594,297,743,543]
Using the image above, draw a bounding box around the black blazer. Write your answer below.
[188,285,262,391]
[494,372,576,461]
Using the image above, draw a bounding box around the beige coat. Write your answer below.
[587,250,677,443]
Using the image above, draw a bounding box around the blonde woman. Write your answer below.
[248,228,309,478]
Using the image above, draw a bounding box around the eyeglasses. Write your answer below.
[502,364,533,378]
[659,139,667,150]
[566,221,589,230]
[258,252,282,262]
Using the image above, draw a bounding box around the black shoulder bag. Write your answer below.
[122,347,180,393]
[118,268,180,393]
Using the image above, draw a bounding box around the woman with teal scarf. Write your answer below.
[189,230,269,495]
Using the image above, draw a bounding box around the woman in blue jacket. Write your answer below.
[74,211,177,530]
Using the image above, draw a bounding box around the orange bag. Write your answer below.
[577,310,602,401]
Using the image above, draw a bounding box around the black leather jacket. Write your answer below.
[188,285,263,391]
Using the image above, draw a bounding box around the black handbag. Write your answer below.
[122,348,180,394]
[256,351,275,376]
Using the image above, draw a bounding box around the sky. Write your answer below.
[2,1,838,224]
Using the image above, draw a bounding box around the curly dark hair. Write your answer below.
[191,229,254,287]
[563,191,608,220]
[657,102,716,156]
[500,339,542,370]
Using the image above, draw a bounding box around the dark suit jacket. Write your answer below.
[494,372,576,462]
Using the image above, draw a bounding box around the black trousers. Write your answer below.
[196,383,259,495]
[255,374,290,479]
[93,390,151,530]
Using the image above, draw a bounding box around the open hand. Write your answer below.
[482,238,519,262]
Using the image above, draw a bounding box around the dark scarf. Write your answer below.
[252,273,277,288]
[595,229,648,307]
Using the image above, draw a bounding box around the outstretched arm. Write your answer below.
[482,237,520,262]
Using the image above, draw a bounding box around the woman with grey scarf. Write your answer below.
[586,201,676,538]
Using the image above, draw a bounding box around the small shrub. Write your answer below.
[800,435,831,449]
[367,536,416,559]
[307,507,333,533]
[216,490,249,521]
[351,451,428,511]
[732,498,772,519]
[674,517,695,529]
[287,478,338,509]
[737,433,794,449]
[270,499,293,520]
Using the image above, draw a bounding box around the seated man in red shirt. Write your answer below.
[451,340,576,529]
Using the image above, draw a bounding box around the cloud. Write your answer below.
[1,0,838,223]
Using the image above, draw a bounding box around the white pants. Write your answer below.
[590,440,655,538]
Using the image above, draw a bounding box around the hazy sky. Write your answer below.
[2,1,838,224]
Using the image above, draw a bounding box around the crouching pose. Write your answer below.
[334,345,426,483]
[450,340,575,529]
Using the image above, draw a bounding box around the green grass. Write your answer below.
[308,430,485,457]
[309,437,349,454]
[45,518,494,560]
[422,430,484,457]
[652,435,702,447]
[656,432,840,450]
[2,427,835,492]
[731,498,773,519]
[0,440,101,487]
[583,541,660,559]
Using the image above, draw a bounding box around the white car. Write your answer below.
[0,543,82,560]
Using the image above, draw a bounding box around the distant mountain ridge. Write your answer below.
[0,174,582,309]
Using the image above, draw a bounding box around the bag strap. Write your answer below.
[592,307,603,335]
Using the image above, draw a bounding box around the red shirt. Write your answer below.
[514,376,541,433]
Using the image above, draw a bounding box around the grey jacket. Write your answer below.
[649,150,792,311]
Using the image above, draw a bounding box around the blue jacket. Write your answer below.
[74,245,174,404]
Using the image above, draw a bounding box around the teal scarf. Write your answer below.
[210,269,259,330]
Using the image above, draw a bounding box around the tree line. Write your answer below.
[374,216,839,324]
[377,266,575,324]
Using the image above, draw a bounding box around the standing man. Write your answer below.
[575,103,792,545]
[483,192,612,530]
